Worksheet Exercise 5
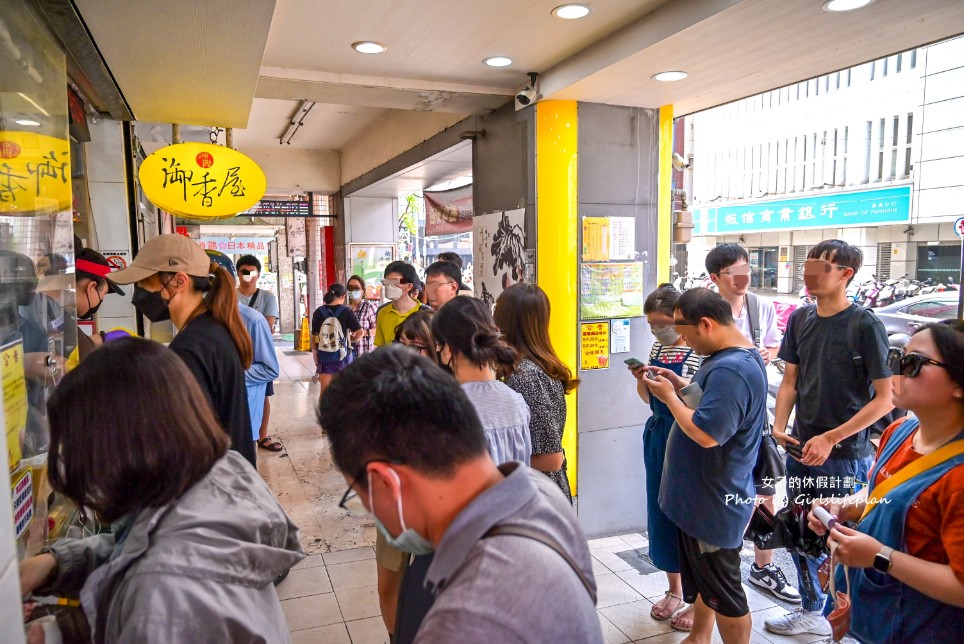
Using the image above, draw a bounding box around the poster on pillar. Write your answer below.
[286,217,307,257]
[473,208,527,307]
[424,185,473,236]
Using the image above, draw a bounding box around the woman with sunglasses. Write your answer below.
[809,320,964,643]
[394,309,437,361]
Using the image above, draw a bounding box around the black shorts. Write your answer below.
[265,381,274,396]
[677,530,749,618]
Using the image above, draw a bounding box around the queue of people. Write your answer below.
[10,237,963,643]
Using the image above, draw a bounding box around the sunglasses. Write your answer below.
[886,348,947,378]
[338,458,403,517]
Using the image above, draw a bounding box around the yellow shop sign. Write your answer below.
[139,142,266,219]
[0,131,72,215]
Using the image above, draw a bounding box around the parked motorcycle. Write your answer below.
[877,277,900,307]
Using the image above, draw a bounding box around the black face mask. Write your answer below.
[132,284,172,323]
[79,286,103,321]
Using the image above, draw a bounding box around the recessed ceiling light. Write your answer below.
[15,119,41,126]
[484,56,513,67]
[822,0,874,12]
[552,4,591,19]
[652,71,687,82]
[352,41,386,54]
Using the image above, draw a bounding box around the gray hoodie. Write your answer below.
[44,452,305,643]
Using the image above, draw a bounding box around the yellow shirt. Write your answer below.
[374,302,424,347]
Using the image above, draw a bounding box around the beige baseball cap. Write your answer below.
[110,234,212,285]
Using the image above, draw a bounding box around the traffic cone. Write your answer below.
[295,316,311,352]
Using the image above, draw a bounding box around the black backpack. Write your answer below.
[803,304,897,440]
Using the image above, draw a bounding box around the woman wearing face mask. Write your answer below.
[628,284,701,631]
[431,296,531,465]
[809,320,964,643]
[73,248,126,361]
[346,274,377,358]
[494,283,579,502]
[110,234,255,466]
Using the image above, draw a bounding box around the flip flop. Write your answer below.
[650,591,684,621]
[670,603,694,632]
[258,436,283,452]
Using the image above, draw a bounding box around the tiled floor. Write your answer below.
[261,347,830,643]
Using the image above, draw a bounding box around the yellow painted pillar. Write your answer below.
[658,105,674,284]
[535,100,579,493]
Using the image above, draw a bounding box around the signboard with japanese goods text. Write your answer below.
[139,142,266,219]
[0,131,72,215]
[693,185,911,235]
[197,237,272,253]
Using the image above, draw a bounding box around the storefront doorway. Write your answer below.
[749,246,778,290]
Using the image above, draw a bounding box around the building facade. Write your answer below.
[687,35,964,292]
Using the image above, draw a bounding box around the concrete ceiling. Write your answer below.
[349,142,473,198]
[75,0,964,179]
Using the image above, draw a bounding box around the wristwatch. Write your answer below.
[873,546,895,573]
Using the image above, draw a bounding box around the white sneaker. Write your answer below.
[764,608,832,636]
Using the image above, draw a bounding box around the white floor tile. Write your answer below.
[323,546,376,566]
[290,622,352,644]
[276,566,333,600]
[326,559,378,591]
[596,573,645,608]
[345,616,390,644]
[282,593,343,632]
[334,584,381,622]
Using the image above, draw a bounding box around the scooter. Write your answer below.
[877,278,900,307]
[863,279,882,308]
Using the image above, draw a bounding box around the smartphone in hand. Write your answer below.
[624,358,644,368]
[785,442,804,459]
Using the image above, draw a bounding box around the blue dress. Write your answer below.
[643,345,695,573]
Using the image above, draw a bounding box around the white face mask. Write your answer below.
[384,284,404,301]
[241,271,258,284]
[651,325,681,346]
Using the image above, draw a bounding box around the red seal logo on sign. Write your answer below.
[196,152,214,168]
[0,140,22,159]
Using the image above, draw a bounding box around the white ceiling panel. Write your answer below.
[74,0,276,127]
[349,141,472,198]
[232,98,389,150]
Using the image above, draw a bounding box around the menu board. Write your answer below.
[580,322,610,371]
[580,262,644,319]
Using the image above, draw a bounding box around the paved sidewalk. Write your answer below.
[259,346,822,644]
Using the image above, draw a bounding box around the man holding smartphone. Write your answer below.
[647,288,767,644]
[766,240,894,638]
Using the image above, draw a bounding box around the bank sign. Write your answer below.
[693,185,911,235]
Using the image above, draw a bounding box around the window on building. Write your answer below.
[904,113,914,179]
[910,49,917,69]
[862,121,872,184]
[890,115,899,180]
[877,118,886,182]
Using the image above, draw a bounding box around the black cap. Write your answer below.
[75,248,125,295]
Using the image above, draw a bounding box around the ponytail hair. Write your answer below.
[180,263,253,369]
[431,296,517,374]
[324,283,347,305]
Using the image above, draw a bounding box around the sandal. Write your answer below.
[650,591,684,621]
[258,436,283,452]
[670,603,694,632]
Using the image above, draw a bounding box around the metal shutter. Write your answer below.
[792,245,813,292]
[876,242,891,280]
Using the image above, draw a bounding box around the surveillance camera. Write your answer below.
[515,72,540,108]
[672,152,690,170]
[516,85,537,106]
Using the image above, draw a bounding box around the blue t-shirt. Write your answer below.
[658,347,766,549]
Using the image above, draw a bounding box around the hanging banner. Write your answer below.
[424,184,473,236]
[138,142,266,219]
[0,131,72,215]
[286,217,307,257]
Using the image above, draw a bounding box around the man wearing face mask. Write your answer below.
[374,261,426,348]
[235,254,281,452]
[73,248,126,361]
[705,243,797,604]
[321,345,602,643]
